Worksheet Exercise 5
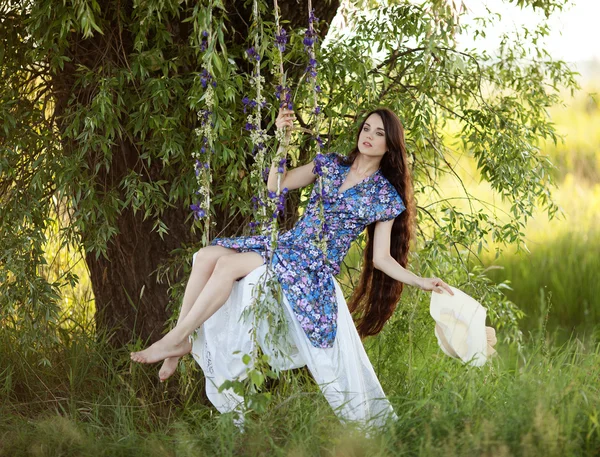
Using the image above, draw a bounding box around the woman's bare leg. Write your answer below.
[158,245,239,381]
[131,251,265,364]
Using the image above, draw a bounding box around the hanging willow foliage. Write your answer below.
[0,0,578,352]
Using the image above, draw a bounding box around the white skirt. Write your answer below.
[190,255,397,428]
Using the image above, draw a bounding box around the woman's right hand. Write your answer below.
[275,107,295,137]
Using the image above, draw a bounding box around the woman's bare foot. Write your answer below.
[159,356,181,382]
[130,333,192,364]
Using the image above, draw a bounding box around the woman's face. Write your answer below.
[357,113,387,158]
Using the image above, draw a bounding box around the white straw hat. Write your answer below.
[429,286,497,366]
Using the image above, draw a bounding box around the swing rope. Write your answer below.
[192,1,324,247]
[190,1,216,247]
[188,0,328,405]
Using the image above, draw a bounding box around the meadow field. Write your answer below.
[476,81,600,340]
[2,80,600,456]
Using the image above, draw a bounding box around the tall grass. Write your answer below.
[2,315,600,456]
[479,174,600,336]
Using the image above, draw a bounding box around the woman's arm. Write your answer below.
[372,219,453,295]
[266,158,318,193]
[266,108,318,193]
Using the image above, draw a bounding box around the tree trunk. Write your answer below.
[83,139,198,346]
[61,0,340,346]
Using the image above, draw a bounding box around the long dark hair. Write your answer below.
[343,108,415,339]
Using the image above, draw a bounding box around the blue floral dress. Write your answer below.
[211,152,406,348]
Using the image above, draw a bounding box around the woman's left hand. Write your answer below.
[418,277,454,295]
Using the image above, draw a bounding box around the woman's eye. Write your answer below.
[377,132,384,136]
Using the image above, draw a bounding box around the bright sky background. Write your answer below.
[328,0,600,82]
[460,0,600,63]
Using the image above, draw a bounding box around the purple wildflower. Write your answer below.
[275,28,288,53]
[190,203,206,219]
[313,153,325,176]
[305,58,318,78]
[278,157,286,173]
[246,47,261,61]
[199,68,214,89]
[303,10,319,49]
[198,109,211,121]
[303,35,315,48]
[271,187,289,219]
[199,31,209,52]
[275,85,293,109]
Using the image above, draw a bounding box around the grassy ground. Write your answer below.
[2,321,600,456]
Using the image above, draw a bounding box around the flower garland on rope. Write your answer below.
[230,0,294,411]
[217,1,329,413]
[245,0,270,236]
[304,2,328,259]
[190,5,217,246]
[269,0,293,260]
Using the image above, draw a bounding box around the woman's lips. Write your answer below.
[363,141,372,147]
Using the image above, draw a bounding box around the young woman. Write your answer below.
[131,107,452,426]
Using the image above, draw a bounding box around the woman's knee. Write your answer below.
[212,254,236,275]
[212,252,263,280]
[193,246,232,271]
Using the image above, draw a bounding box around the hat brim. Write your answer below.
[430,286,493,366]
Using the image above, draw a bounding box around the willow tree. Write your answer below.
[0,0,576,349]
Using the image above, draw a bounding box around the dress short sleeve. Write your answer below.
[313,151,339,172]
[375,184,406,222]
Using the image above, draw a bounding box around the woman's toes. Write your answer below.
[158,357,180,382]
[131,352,145,363]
